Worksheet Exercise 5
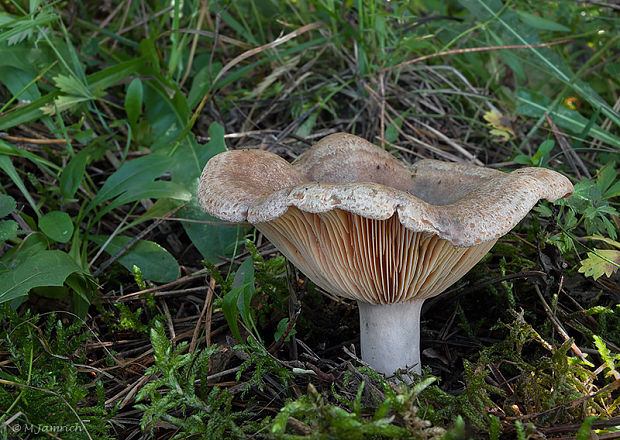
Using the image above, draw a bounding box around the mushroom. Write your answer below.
[197,133,574,377]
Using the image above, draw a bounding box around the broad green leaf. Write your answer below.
[125,77,143,128]
[0,46,57,73]
[104,181,191,211]
[0,66,40,102]
[531,139,555,166]
[274,318,296,343]
[295,108,319,139]
[59,146,90,199]
[143,80,189,152]
[516,10,570,32]
[578,249,620,281]
[39,210,74,243]
[89,235,179,283]
[0,250,84,304]
[33,285,69,299]
[88,152,189,212]
[1,232,47,267]
[0,194,16,218]
[187,62,221,109]
[0,220,18,242]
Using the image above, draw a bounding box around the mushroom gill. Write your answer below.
[256,207,496,304]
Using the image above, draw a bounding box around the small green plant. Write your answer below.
[271,380,446,439]
[234,335,293,397]
[0,308,113,439]
[561,164,619,240]
[221,255,261,343]
[113,303,149,334]
[539,163,619,265]
[514,139,556,167]
[135,320,250,439]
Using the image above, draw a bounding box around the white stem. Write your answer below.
[357,300,424,377]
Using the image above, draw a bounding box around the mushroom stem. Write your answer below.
[358,299,424,377]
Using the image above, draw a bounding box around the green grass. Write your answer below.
[1,0,619,438]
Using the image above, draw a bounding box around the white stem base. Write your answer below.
[358,300,424,377]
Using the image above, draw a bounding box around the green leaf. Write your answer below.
[0,10,58,45]
[39,211,74,243]
[578,249,620,281]
[1,232,47,267]
[104,180,191,213]
[576,417,597,440]
[0,250,84,304]
[222,257,256,342]
[52,73,94,99]
[89,235,179,283]
[596,164,617,196]
[531,139,555,166]
[515,10,570,32]
[604,180,620,199]
[87,152,191,218]
[0,219,18,242]
[89,57,147,94]
[222,286,243,342]
[516,89,620,148]
[274,318,296,342]
[0,66,41,102]
[65,272,96,318]
[0,155,40,217]
[125,77,143,128]
[234,257,256,334]
[0,194,16,218]
[0,91,56,131]
[187,62,221,109]
[59,146,90,199]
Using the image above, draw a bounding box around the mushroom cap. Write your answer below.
[197,133,574,303]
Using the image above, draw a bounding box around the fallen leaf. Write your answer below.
[483,109,515,141]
